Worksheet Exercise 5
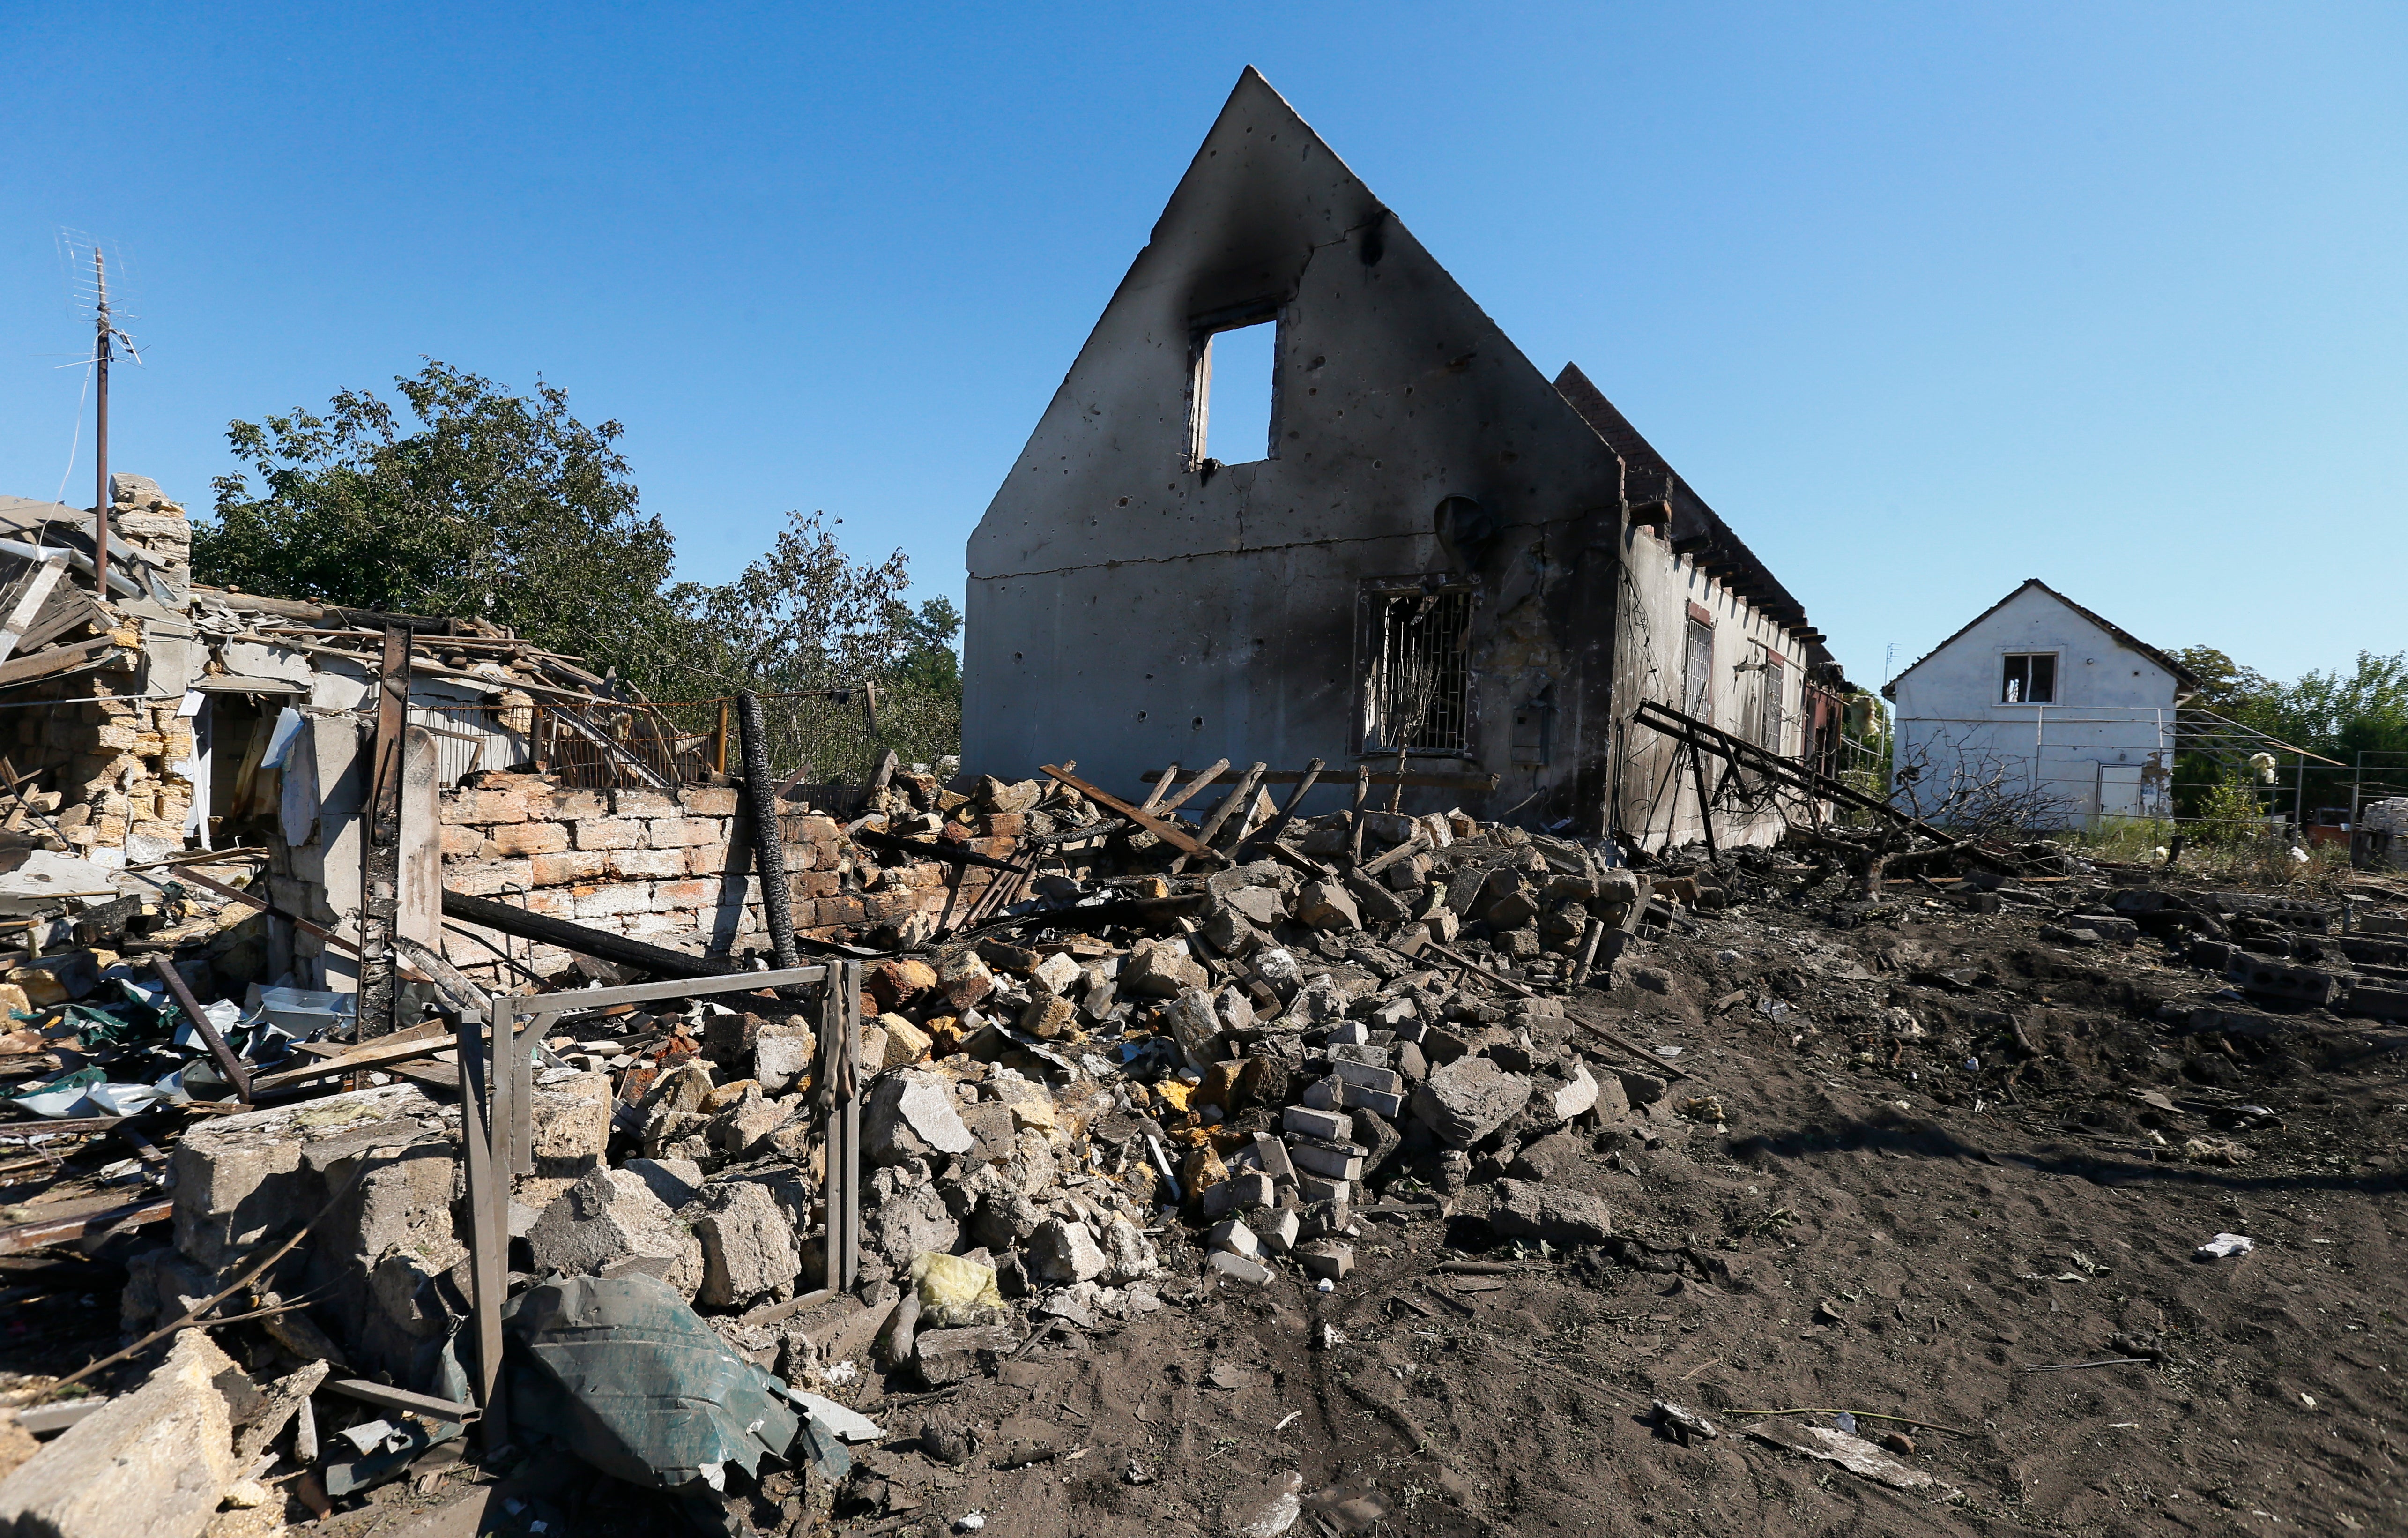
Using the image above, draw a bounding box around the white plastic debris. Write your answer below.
[2196,1232,2255,1260]
[955,1514,987,1532]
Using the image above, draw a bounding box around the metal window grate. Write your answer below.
[1682,618,1714,724]
[1367,589,1472,753]
[1760,659,1785,753]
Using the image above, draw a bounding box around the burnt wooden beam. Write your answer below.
[854,826,1021,873]
[441,889,748,980]
[357,625,412,1038]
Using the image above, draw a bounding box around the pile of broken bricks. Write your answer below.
[0,768,1720,1533]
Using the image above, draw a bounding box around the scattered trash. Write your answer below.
[1745,1419,1964,1502]
[2196,1232,2256,1261]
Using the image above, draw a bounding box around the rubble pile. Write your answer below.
[3,747,2402,1535]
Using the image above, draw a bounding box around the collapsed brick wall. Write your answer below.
[436,772,1017,979]
[1,477,199,867]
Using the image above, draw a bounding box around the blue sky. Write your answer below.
[1,3,2400,690]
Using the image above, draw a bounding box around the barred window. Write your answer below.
[1760,657,1785,752]
[1364,588,1472,753]
[1682,618,1714,722]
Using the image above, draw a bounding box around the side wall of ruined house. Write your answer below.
[964,70,1625,829]
[1610,523,1817,851]
[433,776,1011,982]
[0,476,199,867]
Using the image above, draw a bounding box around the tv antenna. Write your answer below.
[56,230,141,592]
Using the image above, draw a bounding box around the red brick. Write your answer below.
[983,813,1026,838]
[440,824,486,858]
[652,878,717,911]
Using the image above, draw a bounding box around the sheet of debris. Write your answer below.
[0,761,2401,1537]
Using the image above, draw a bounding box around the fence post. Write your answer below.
[715,699,730,778]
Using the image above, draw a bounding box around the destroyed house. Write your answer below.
[964,67,1848,848]
[0,477,992,1004]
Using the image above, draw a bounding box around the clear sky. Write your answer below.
[2,3,2400,692]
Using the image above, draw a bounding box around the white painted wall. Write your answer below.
[1889,584,2182,829]
[1611,524,1815,848]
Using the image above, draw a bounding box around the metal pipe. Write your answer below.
[92,247,110,604]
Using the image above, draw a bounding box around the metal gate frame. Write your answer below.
[447,958,862,1451]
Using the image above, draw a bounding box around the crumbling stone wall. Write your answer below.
[0,475,199,867]
[437,773,1017,979]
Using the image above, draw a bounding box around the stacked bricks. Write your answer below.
[438,772,1007,981]
[0,476,197,863]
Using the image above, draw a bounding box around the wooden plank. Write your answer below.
[1144,766,1501,791]
[1240,757,1325,853]
[174,867,362,956]
[0,638,125,690]
[326,1378,475,1421]
[1174,761,1266,873]
[0,558,68,664]
[252,1029,461,1091]
[152,957,251,1103]
[357,624,411,1038]
[449,1008,507,1454]
[1151,759,1230,816]
[0,1196,170,1255]
[1037,766,1213,858]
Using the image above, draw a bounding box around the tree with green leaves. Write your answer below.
[198,360,682,677]
[194,364,963,753]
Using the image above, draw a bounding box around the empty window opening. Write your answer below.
[1364,588,1472,754]
[1196,319,1276,465]
[1682,618,1714,723]
[2002,652,2057,704]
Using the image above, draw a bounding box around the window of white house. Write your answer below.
[1192,318,1276,465]
[1759,655,1786,752]
[1363,587,1473,754]
[2001,652,2057,704]
[1682,618,1714,722]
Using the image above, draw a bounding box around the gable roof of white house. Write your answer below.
[1882,578,2200,701]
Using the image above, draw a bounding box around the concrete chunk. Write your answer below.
[693,1180,803,1307]
[1283,1106,1349,1142]
[1411,1055,1533,1147]
[528,1165,706,1299]
[1029,1218,1108,1284]
[1206,1251,1275,1286]
[916,1323,1018,1385]
[1207,1217,1261,1260]
[1489,1178,1614,1245]
[863,1070,975,1165]
[1298,1243,1354,1281]
[0,1329,238,1538]
[1288,1138,1366,1181]
[1295,881,1361,932]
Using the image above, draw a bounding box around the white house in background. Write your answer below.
[1884,579,2198,829]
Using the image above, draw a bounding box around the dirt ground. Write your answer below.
[14,858,2408,1538]
[761,866,2408,1538]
